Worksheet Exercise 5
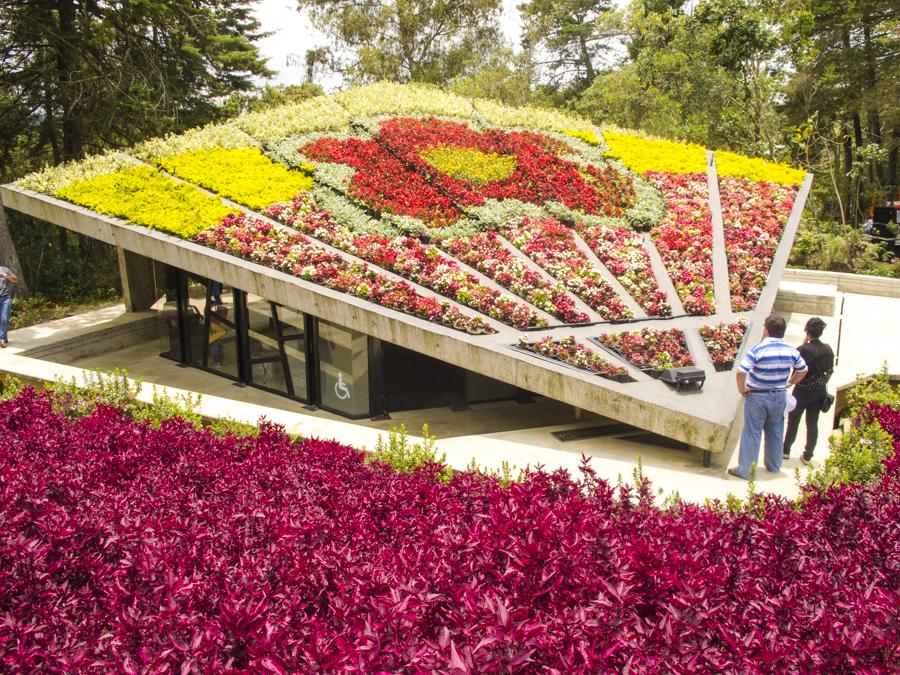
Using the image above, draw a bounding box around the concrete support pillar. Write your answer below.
[117,247,157,312]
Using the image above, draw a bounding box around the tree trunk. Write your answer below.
[0,205,28,297]
[57,0,84,162]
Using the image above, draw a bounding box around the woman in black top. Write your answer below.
[783,317,835,463]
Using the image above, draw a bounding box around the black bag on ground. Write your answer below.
[821,393,835,413]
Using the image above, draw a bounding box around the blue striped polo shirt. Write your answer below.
[738,337,807,390]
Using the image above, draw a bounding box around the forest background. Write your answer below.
[0,0,897,322]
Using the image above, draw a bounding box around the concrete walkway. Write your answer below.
[2,289,898,504]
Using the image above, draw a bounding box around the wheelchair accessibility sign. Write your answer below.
[334,373,351,400]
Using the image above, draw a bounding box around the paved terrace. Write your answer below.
[1,281,898,503]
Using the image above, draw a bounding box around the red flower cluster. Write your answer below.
[267,194,544,329]
[195,213,494,334]
[439,230,590,324]
[501,217,632,320]
[645,171,715,315]
[302,117,636,227]
[597,327,694,372]
[699,319,748,372]
[576,221,671,316]
[2,390,897,671]
[719,177,795,311]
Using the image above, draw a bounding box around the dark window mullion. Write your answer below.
[272,303,296,398]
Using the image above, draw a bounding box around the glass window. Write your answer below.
[318,319,370,416]
[183,276,239,379]
[276,306,309,401]
[155,265,182,360]
[245,296,309,401]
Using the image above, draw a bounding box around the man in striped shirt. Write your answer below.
[729,314,807,480]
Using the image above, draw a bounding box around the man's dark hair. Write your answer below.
[764,314,786,338]
[805,317,826,339]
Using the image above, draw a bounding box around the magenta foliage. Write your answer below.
[1,389,898,673]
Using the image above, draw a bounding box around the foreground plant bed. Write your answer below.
[0,390,897,671]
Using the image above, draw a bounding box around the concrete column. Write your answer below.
[117,247,158,312]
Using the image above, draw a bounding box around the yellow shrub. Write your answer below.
[602,131,707,175]
[421,147,516,184]
[562,129,603,146]
[158,147,313,211]
[715,150,805,186]
[16,152,138,195]
[56,165,236,238]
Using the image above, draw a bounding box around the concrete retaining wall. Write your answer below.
[783,268,900,299]
[22,313,160,363]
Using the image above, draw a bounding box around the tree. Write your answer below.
[448,48,544,107]
[781,0,899,222]
[0,0,271,300]
[296,0,503,84]
[577,0,787,156]
[519,0,624,97]
[0,0,271,177]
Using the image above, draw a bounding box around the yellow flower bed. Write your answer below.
[56,165,237,239]
[602,131,707,175]
[421,146,516,184]
[235,95,349,141]
[157,147,313,211]
[715,150,805,186]
[335,81,474,118]
[134,123,254,161]
[16,152,138,195]
[473,97,594,133]
[562,129,602,146]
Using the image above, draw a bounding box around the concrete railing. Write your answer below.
[783,268,900,299]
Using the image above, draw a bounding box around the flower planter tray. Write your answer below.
[586,337,692,380]
[510,345,635,383]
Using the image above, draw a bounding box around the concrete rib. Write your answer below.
[706,151,732,313]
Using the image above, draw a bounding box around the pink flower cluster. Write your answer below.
[439,230,590,324]
[576,221,671,316]
[195,213,494,334]
[645,171,715,315]
[699,319,748,372]
[517,335,630,379]
[267,195,544,329]
[597,327,694,372]
[2,390,897,671]
[501,217,631,320]
[719,177,795,311]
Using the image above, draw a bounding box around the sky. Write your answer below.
[252,0,526,89]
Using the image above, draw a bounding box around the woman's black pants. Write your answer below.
[783,391,824,459]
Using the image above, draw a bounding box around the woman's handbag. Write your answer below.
[821,392,835,413]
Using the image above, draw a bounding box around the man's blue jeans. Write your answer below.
[0,295,10,343]
[737,390,787,478]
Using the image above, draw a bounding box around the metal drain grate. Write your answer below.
[552,423,633,442]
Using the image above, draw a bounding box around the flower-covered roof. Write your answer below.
[7,82,811,451]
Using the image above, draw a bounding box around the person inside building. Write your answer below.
[783,317,835,465]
